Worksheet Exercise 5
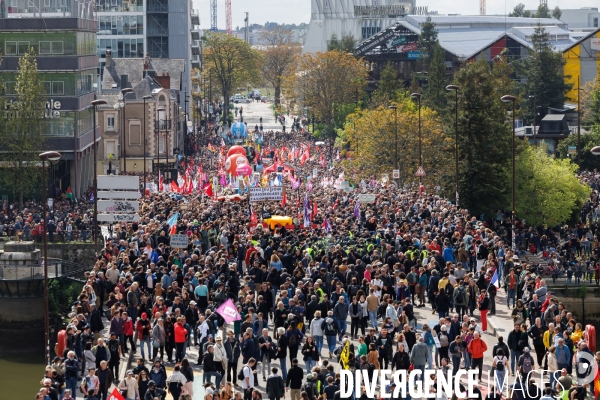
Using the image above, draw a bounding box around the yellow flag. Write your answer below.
[339,340,350,370]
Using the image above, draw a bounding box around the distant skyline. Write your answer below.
[192,0,598,32]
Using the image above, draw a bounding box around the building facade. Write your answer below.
[97,56,185,180]
[0,0,99,199]
[560,7,600,31]
[95,0,198,113]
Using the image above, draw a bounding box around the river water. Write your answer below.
[0,356,45,398]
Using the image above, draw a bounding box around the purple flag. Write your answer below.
[354,200,361,220]
[216,298,241,324]
[303,192,311,228]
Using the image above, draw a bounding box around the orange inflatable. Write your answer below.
[224,154,249,176]
[227,145,246,158]
[585,325,596,353]
[55,329,67,358]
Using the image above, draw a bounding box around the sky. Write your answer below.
[192,0,598,31]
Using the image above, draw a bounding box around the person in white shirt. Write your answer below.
[166,365,187,400]
[241,358,257,400]
[197,316,209,344]
[118,370,139,400]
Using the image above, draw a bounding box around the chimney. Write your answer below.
[155,72,171,89]
[121,74,128,89]
[105,49,112,65]
[144,53,150,71]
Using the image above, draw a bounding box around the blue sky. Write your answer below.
[192,0,597,31]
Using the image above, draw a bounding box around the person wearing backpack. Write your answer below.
[517,347,535,376]
[322,312,338,359]
[239,358,257,400]
[301,372,319,400]
[285,324,304,363]
[453,282,469,318]
[492,349,507,394]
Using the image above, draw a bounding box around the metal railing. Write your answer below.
[2,230,96,244]
[0,258,90,281]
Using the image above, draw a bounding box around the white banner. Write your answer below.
[249,186,283,202]
[98,175,139,190]
[97,214,140,222]
[358,194,376,204]
[170,234,189,248]
[97,200,139,213]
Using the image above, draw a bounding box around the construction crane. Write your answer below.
[480,0,485,15]
[225,0,232,35]
[210,0,217,31]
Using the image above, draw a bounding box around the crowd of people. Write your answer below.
[35,109,600,400]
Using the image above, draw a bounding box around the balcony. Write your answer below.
[191,55,201,70]
[191,29,201,41]
[158,119,172,130]
[191,9,200,26]
[191,42,200,56]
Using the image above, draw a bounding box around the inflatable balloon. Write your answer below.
[236,164,253,176]
[227,145,247,158]
[225,153,249,176]
[231,122,248,138]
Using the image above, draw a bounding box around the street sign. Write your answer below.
[96,214,140,222]
[97,175,139,190]
[97,200,140,213]
[170,234,189,248]
[568,146,577,155]
[97,191,140,200]
[415,166,426,177]
[358,194,377,204]
[392,170,400,179]
[249,187,283,202]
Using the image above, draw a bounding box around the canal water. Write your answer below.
[0,356,45,398]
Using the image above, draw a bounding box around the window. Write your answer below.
[594,18,599,28]
[106,141,116,158]
[158,135,165,154]
[40,41,51,54]
[5,41,17,55]
[129,123,141,146]
[106,113,115,130]
[52,81,64,95]
[18,41,30,54]
[43,81,52,95]
[52,41,64,54]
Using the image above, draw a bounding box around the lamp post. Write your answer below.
[142,95,153,197]
[529,94,537,146]
[501,94,518,253]
[446,85,460,207]
[91,100,107,253]
[388,105,399,186]
[39,150,61,366]
[411,93,422,181]
[120,88,134,174]
[578,75,581,165]
[156,107,165,180]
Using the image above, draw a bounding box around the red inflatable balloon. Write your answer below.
[225,154,249,176]
[236,164,253,176]
[227,145,247,158]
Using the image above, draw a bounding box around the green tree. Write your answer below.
[535,3,550,18]
[371,62,401,106]
[0,48,46,206]
[518,24,571,123]
[424,43,447,113]
[418,17,438,69]
[556,124,600,170]
[552,6,562,20]
[515,145,590,227]
[509,3,531,17]
[202,32,261,123]
[446,58,513,216]
[328,32,357,53]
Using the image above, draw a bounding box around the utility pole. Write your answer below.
[244,12,249,43]
[578,75,581,165]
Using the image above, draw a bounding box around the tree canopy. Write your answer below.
[260,27,301,107]
[327,33,357,53]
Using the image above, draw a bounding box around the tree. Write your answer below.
[579,77,600,127]
[418,17,439,70]
[515,145,590,227]
[424,43,448,113]
[556,124,600,170]
[552,6,562,20]
[328,32,357,53]
[445,58,513,216]
[509,3,531,17]
[202,32,261,123]
[342,95,451,187]
[0,48,45,206]
[535,3,550,18]
[518,24,571,123]
[371,62,401,106]
[292,51,367,139]
[260,27,301,108]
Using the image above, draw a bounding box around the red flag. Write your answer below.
[170,180,180,193]
[186,179,193,194]
[333,199,339,209]
[159,175,164,192]
[203,182,213,197]
[281,188,287,208]
[312,201,318,219]
[250,205,258,225]
[300,148,309,166]
[109,388,125,400]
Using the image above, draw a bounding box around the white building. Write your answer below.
[559,7,600,31]
[303,0,429,53]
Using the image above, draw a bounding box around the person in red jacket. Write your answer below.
[122,311,135,354]
[174,317,188,363]
[467,331,488,380]
[136,313,152,361]
[245,243,257,268]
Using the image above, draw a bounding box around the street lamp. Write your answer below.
[388,105,399,186]
[120,88,134,173]
[446,85,460,207]
[156,107,165,180]
[39,150,61,366]
[142,95,153,197]
[501,94,518,253]
[411,93,422,181]
[91,99,107,253]
[529,95,537,146]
